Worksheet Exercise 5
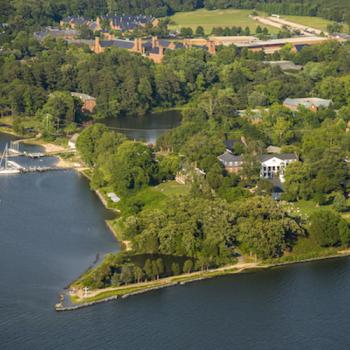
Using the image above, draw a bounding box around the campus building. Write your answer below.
[92,36,187,63]
[60,15,159,33]
[283,97,332,111]
[260,154,298,182]
[218,151,298,182]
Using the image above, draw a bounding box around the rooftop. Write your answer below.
[284,97,332,108]
[260,153,298,162]
[71,92,96,101]
[218,151,243,164]
[235,36,329,48]
[100,39,134,49]
[264,60,303,71]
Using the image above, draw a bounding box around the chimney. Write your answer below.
[207,40,216,55]
[152,36,158,48]
[133,38,143,53]
[96,16,101,30]
[95,36,100,53]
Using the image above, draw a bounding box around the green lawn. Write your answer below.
[283,15,346,33]
[114,180,190,213]
[169,9,278,34]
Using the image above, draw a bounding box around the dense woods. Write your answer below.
[1,0,349,35]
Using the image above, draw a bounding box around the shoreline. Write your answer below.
[1,131,344,312]
[53,146,350,311]
[56,250,350,311]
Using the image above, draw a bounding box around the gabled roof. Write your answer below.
[218,151,242,164]
[159,39,171,47]
[283,97,332,109]
[34,27,79,40]
[71,92,95,101]
[260,153,298,162]
[266,145,281,154]
[100,39,134,49]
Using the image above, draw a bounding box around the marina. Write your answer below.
[0,142,76,175]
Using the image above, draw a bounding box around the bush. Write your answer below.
[309,209,342,247]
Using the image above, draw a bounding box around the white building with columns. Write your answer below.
[260,154,298,182]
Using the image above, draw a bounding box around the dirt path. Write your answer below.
[251,15,325,36]
[71,261,260,301]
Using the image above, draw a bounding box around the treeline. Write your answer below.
[203,0,350,23]
[1,0,349,36]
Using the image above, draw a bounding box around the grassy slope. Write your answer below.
[108,180,191,240]
[283,15,337,32]
[169,9,278,34]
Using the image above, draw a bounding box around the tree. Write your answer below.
[40,91,78,124]
[171,262,181,276]
[333,192,348,212]
[236,196,304,259]
[157,154,181,181]
[76,123,109,166]
[143,259,153,281]
[309,210,341,247]
[151,260,159,280]
[180,27,193,37]
[327,22,343,34]
[338,219,350,247]
[134,266,145,283]
[284,162,313,201]
[195,26,205,37]
[240,153,260,187]
[109,141,158,194]
[156,258,164,278]
[120,265,134,285]
[183,259,193,273]
[111,273,121,287]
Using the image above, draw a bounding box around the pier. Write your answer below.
[8,141,47,158]
[1,142,77,175]
[4,158,75,173]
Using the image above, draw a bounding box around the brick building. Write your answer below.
[71,92,96,113]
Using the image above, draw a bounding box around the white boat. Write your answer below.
[0,144,21,175]
[0,168,20,174]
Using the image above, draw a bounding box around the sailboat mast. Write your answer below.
[5,144,8,169]
[0,144,6,169]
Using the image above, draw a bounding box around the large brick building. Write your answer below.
[61,15,159,33]
[92,36,217,63]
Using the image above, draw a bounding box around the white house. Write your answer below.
[260,154,298,182]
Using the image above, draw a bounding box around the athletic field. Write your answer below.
[169,9,278,34]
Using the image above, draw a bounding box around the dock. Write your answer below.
[21,166,75,173]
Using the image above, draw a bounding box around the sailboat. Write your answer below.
[0,144,21,175]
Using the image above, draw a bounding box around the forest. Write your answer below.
[2,1,350,290]
[1,0,349,33]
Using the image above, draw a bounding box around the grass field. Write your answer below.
[283,15,338,32]
[169,9,278,34]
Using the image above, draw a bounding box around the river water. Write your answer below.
[1,132,350,349]
[103,110,181,144]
